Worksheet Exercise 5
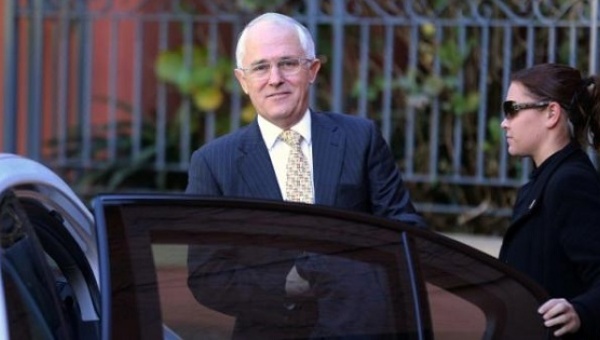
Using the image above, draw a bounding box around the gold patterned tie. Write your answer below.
[280,130,313,204]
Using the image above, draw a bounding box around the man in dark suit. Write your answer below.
[187,12,426,339]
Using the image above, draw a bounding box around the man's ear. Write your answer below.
[308,59,321,84]
[234,69,249,94]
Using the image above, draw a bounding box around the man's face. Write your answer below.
[234,22,321,130]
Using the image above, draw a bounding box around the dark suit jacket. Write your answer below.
[186,110,425,339]
[186,110,423,225]
[499,142,600,340]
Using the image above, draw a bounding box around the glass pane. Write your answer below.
[426,282,485,340]
[100,199,421,339]
[413,236,553,339]
[152,244,234,339]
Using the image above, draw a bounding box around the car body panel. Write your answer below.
[0,153,97,282]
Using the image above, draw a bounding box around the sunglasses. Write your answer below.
[502,100,550,119]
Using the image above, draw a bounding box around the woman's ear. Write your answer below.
[545,102,562,127]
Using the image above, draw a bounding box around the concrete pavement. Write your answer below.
[443,232,503,258]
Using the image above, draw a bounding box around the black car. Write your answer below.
[0,154,558,339]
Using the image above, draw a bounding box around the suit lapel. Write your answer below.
[311,111,344,206]
[237,122,283,200]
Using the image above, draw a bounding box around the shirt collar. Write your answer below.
[258,110,312,150]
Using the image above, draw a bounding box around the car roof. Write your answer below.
[0,153,76,193]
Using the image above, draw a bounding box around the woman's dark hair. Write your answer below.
[511,63,600,150]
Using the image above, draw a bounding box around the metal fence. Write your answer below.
[2,0,600,219]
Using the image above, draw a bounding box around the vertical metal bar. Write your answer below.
[3,0,18,153]
[180,17,192,165]
[428,25,441,180]
[380,24,394,142]
[331,0,345,113]
[357,23,370,118]
[453,19,466,178]
[229,20,242,133]
[568,25,577,66]
[305,0,318,108]
[55,3,71,165]
[155,20,168,170]
[27,0,44,159]
[107,17,119,161]
[475,24,490,180]
[526,25,535,67]
[132,18,143,159]
[79,4,93,168]
[204,20,217,144]
[404,25,419,177]
[590,0,598,75]
[547,26,556,62]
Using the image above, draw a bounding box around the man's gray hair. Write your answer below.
[235,12,316,68]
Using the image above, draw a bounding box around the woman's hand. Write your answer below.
[538,298,581,336]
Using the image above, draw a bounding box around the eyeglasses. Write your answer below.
[502,100,550,119]
[239,57,313,80]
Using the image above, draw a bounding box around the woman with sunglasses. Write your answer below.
[499,63,600,339]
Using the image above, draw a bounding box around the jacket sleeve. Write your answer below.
[550,169,600,339]
[364,120,427,228]
[186,148,223,195]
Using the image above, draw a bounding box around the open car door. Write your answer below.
[93,194,558,340]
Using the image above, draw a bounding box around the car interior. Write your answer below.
[0,190,100,340]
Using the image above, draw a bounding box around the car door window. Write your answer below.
[96,198,421,339]
[412,236,556,340]
[153,243,235,339]
[94,195,558,340]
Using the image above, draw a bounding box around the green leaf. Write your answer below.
[423,76,445,96]
[155,50,184,84]
[487,117,502,144]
